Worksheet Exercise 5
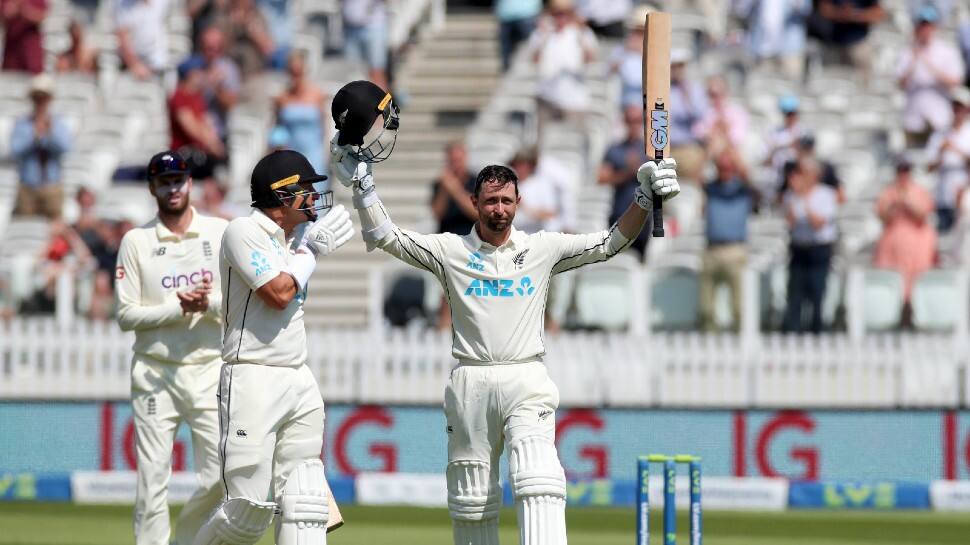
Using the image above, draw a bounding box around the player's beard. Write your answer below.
[484,212,512,233]
[156,186,189,216]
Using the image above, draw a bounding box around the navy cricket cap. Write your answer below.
[331,80,393,146]
[147,150,189,180]
[250,149,328,208]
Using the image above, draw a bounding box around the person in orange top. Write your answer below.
[873,157,937,303]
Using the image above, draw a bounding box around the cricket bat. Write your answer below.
[325,477,344,532]
[642,11,671,237]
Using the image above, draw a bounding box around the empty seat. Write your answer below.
[911,269,962,331]
[862,268,904,331]
[650,257,701,331]
[573,256,638,331]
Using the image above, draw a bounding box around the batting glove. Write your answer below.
[300,204,355,258]
[330,133,374,193]
[634,158,680,210]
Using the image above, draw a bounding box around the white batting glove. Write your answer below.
[300,204,355,258]
[330,133,374,193]
[634,158,679,210]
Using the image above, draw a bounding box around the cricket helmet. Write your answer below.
[250,149,333,220]
[147,150,190,182]
[331,80,400,163]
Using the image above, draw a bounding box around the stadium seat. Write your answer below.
[573,253,639,331]
[649,255,701,331]
[861,268,904,331]
[911,269,963,332]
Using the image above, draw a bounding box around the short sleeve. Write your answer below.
[222,221,282,290]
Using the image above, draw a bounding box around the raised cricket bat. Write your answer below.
[642,11,671,237]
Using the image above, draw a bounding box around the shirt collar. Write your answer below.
[154,207,201,241]
[465,224,526,251]
[251,208,285,239]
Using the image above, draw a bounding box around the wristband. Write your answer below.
[288,251,317,291]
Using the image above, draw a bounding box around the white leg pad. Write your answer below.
[508,435,567,500]
[191,498,276,545]
[517,495,567,545]
[453,518,500,545]
[275,459,329,545]
[447,460,502,522]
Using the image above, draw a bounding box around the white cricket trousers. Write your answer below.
[131,355,222,545]
[218,363,325,503]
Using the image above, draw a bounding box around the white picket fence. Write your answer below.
[1,318,967,407]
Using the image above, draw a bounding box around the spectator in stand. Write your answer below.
[257,0,293,69]
[960,13,970,87]
[530,0,598,137]
[693,75,750,154]
[197,178,242,220]
[575,0,632,39]
[168,58,226,180]
[701,148,759,331]
[766,94,807,177]
[115,0,171,81]
[738,0,811,81]
[431,141,477,330]
[273,51,327,173]
[897,4,966,148]
[598,105,650,258]
[511,147,564,234]
[609,5,648,109]
[69,0,98,24]
[495,0,541,72]
[927,87,970,233]
[11,75,71,220]
[187,0,226,45]
[815,0,885,78]
[211,0,275,77]
[782,156,839,333]
[874,157,937,323]
[56,19,98,74]
[1,0,47,74]
[192,26,241,147]
[22,220,92,314]
[343,0,389,91]
[72,187,121,320]
[669,48,709,183]
[780,134,845,203]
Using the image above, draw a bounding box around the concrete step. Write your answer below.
[404,95,490,112]
[398,77,499,96]
[418,40,502,58]
[400,58,501,78]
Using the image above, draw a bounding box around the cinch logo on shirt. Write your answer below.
[464,276,536,297]
[161,268,214,289]
[466,252,485,272]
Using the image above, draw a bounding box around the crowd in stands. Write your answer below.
[4,0,970,336]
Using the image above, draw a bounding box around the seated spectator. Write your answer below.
[192,26,241,146]
[1,0,47,74]
[575,0,632,39]
[273,51,327,173]
[873,158,937,321]
[257,0,293,69]
[927,87,970,233]
[701,148,759,331]
[21,220,92,315]
[198,178,242,220]
[11,75,71,220]
[609,6,647,109]
[814,0,885,78]
[72,187,121,320]
[56,19,98,74]
[495,0,541,71]
[780,134,845,203]
[187,0,227,45]
[343,0,389,91]
[738,0,811,81]
[766,95,807,175]
[961,15,970,87]
[430,141,477,330]
[669,48,709,183]
[782,156,839,333]
[693,75,750,154]
[512,147,563,234]
[598,105,649,258]
[115,0,171,80]
[168,58,226,180]
[896,5,965,147]
[211,0,275,77]
[529,0,598,136]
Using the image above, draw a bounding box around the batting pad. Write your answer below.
[276,459,329,545]
[508,435,567,499]
[517,495,567,545]
[453,518,500,545]
[192,497,276,545]
[447,460,502,522]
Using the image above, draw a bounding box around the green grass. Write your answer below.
[0,502,968,545]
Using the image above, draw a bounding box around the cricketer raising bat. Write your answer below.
[642,11,671,237]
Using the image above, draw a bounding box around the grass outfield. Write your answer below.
[1,503,969,545]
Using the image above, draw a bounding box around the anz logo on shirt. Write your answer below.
[466,252,485,272]
[465,276,536,298]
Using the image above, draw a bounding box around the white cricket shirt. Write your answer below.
[220,209,308,367]
[372,217,629,364]
[115,208,228,365]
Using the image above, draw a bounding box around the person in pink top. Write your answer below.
[873,157,937,308]
[693,75,750,154]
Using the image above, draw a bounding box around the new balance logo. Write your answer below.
[153,247,167,257]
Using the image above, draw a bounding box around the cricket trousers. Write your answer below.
[131,355,222,545]
[217,363,325,503]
